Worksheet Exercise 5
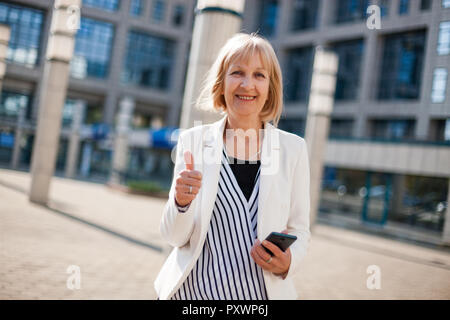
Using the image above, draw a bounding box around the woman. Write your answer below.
[155,33,311,300]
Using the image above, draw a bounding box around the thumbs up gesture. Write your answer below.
[175,151,203,207]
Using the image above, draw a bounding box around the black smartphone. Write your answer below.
[263,232,297,255]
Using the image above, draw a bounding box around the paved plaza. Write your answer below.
[0,168,449,300]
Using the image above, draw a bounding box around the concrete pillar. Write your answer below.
[304,47,339,228]
[442,179,450,245]
[109,96,134,185]
[179,0,245,129]
[29,0,81,204]
[11,104,26,169]
[0,24,10,96]
[65,100,85,178]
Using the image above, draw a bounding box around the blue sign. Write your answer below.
[92,123,110,140]
[150,127,179,149]
[0,133,14,148]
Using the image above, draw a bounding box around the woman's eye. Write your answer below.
[256,73,265,78]
[231,71,242,75]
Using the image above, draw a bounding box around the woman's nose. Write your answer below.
[240,76,255,89]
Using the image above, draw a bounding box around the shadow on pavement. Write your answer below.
[0,179,163,253]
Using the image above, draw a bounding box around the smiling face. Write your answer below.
[222,53,270,122]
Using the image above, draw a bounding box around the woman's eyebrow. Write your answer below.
[231,65,267,71]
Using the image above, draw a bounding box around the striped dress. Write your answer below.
[171,148,268,300]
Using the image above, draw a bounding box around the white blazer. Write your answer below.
[154,115,311,300]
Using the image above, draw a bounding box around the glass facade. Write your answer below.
[70,17,114,79]
[285,47,314,102]
[320,169,448,233]
[129,0,143,17]
[443,0,450,8]
[82,0,119,12]
[257,0,279,37]
[378,31,426,100]
[0,91,30,121]
[0,3,43,67]
[370,119,415,140]
[420,0,432,10]
[329,119,354,138]
[330,39,364,101]
[291,0,318,31]
[437,21,450,55]
[278,118,305,137]
[172,4,185,26]
[398,0,409,15]
[431,68,448,103]
[122,31,175,89]
[379,0,389,17]
[152,0,166,23]
[335,0,369,24]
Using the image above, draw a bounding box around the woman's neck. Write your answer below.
[223,116,264,161]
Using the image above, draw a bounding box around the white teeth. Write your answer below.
[237,95,255,100]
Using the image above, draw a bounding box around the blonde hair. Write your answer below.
[196,33,283,127]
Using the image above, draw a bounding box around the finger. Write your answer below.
[262,240,284,258]
[180,170,202,180]
[177,176,202,188]
[184,151,194,171]
[251,246,272,271]
[255,240,272,260]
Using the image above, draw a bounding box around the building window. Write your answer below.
[437,21,450,55]
[172,4,185,26]
[369,119,415,140]
[429,119,450,141]
[329,119,354,138]
[0,3,43,67]
[70,17,114,79]
[257,0,279,37]
[82,0,119,12]
[129,0,143,17]
[335,0,369,24]
[285,47,314,102]
[0,90,30,121]
[152,0,166,23]
[420,0,432,10]
[291,0,318,31]
[330,39,364,101]
[278,118,305,137]
[378,30,426,100]
[443,0,450,8]
[379,0,389,17]
[431,68,448,103]
[122,31,175,90]
[398,0,409,15]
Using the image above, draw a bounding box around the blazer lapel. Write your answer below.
[199,115,227,232]
[257,122,279,239]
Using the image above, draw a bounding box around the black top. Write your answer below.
[227,156,261,201]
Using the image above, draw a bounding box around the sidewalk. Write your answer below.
[0,168,449,299]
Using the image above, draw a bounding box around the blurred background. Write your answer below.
[0,0,449,299]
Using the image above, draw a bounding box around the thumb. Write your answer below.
[184,151,194,171]
[281,229,289,234]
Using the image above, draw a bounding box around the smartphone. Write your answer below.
[263,232,297,255]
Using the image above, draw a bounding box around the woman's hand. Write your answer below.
[250,230,291,279]
[174,151,202,207]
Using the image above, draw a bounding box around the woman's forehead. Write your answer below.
[228,52,268,71]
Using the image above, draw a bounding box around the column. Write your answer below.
[29,0,81,204]
[0,23,10,95]
[179,0,245,129]
[109,96,134,186]
[65,100,85,178]
[304,48,339,228]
